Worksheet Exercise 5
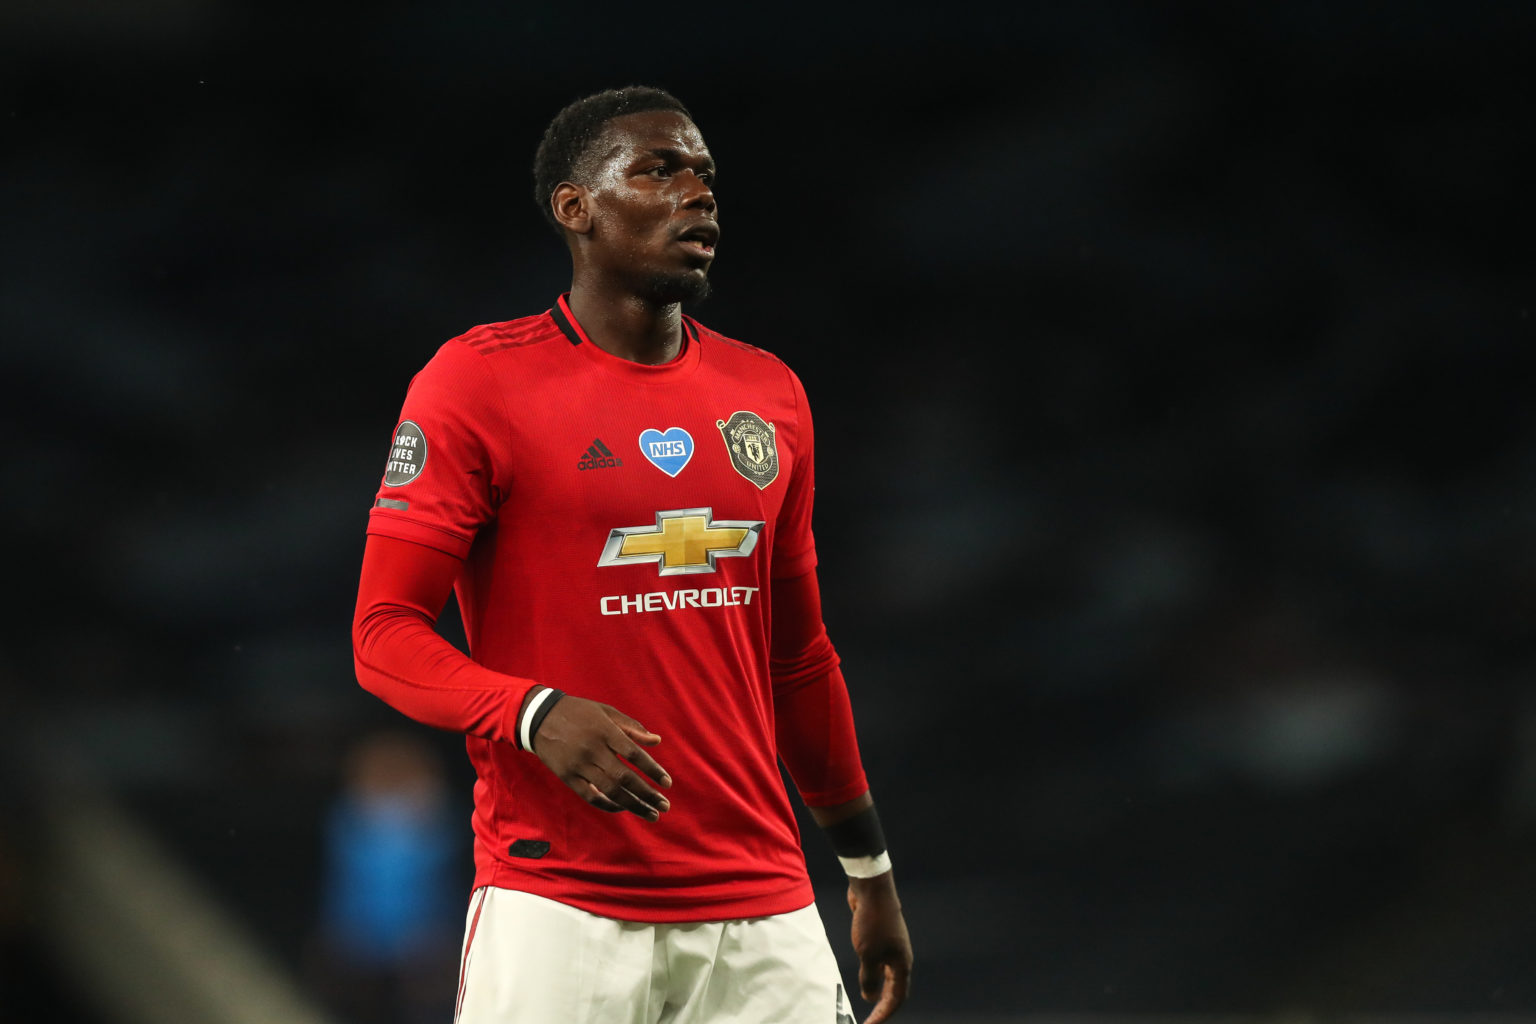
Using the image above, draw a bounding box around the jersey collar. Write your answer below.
[550,294,702,383]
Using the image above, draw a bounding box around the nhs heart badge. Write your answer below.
[638,427,695,477]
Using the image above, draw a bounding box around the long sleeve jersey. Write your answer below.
[353,296,867,921]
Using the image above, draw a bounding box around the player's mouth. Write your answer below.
[675,222,719,260]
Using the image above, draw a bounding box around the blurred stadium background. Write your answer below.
[3,1,1534,1021]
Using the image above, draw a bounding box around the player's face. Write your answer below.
[583,110,718,304]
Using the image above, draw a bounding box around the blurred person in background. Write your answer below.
[310,732,459,1024]
[351,86,912,1023]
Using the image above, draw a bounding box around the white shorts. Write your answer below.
[453,887,852,1024]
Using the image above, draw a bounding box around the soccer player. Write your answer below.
[352,86,913,1023]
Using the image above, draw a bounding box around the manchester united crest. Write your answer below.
[715,410,779,489]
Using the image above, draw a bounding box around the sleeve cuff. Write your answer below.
[797,775,871,808]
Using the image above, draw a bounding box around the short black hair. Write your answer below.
[532,86,694,234]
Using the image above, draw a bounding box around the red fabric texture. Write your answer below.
[770,568,870,807]
[352,299,863,922]
[353,534,537,745]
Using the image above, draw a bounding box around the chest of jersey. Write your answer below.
[488,354,799,596]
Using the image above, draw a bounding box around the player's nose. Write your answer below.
[680,171,715,213]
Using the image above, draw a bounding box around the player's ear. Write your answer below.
[551,182,592,236]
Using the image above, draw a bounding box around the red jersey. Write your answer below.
[361,296,867,921]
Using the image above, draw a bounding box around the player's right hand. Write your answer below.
[530,695,673,821]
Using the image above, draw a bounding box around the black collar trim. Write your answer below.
[550,296,583,346]
[554,295,701,353]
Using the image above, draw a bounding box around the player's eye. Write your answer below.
[645,165,670,178]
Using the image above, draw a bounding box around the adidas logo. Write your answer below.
[577,438,623,471]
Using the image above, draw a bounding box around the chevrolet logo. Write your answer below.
[598,507,765,576]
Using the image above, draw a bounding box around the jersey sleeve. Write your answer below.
[366,339,513,559]
[353,534,537,744]
[771,366,818,579]
[771,567,869,806]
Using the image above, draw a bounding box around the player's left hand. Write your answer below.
[846,871,912,1023]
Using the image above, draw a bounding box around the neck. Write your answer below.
[566,279,684,366]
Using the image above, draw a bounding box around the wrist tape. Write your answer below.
[519,687,565,752]
[823,804,892,878]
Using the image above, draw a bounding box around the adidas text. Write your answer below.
[578,438,623,471]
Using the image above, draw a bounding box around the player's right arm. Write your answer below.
[353,338,669,820]
[351,536,673,819]
[352,533,533,741]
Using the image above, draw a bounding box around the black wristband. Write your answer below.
[823,804,887,859]
[522,688,565,751]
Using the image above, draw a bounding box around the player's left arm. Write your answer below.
[771,568,913,1024]
[810,794,911,1024]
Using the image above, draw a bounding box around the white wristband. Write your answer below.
[519,687,557,752]
[838,851,892,878]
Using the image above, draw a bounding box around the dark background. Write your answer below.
[3,0,1534,1019]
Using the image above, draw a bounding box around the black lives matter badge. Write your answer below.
[382,420,427,486]
[715,410,779,489]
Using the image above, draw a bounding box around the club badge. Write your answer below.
[715,411,779,489]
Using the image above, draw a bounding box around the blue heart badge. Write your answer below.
[638,427,695,477]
